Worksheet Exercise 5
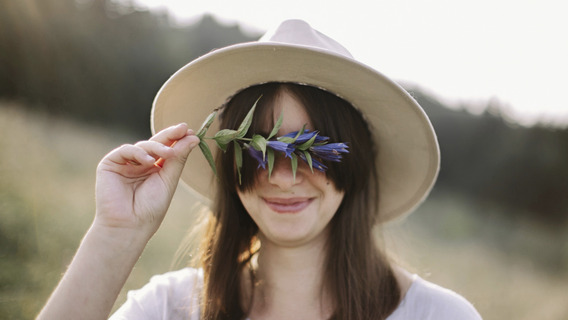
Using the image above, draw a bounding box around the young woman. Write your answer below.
[38,20,482,319]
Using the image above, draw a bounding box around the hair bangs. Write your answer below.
[216,82,377,203]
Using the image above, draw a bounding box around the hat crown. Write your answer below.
[260,19,353,58]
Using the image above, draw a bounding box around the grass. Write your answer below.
[1,103,567,319]
[385,194,568,319]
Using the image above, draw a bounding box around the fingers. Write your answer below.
[150,123,191,145]
[102,124,199,169]
[103,144,154,167]
[136,140,175,163]
[155,128,200,176]
[150,123,200,166]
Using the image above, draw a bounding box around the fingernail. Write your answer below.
[154,158,165,168]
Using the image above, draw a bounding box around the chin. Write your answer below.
[260,225,328,248]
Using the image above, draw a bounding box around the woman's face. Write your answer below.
[237,90,345,248]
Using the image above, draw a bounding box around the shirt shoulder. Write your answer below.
[109,268,203,320]
[388,274,482,320]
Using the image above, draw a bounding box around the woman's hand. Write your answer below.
[94,123,200,237]
[37,123,200,320]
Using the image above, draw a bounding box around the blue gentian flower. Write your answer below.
[297,152,328,172]
[247,129,348,174]
[310,143,349,162]
[313,134,329,144]
[247,147,267,169]
[267,140,294,158]
[281,130,324,144]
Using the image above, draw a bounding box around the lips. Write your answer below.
[263,197,313,213]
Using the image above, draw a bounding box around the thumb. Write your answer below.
[158,131,200,191]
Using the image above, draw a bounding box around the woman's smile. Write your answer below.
[263,197,314,214]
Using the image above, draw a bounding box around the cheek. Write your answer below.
[310,175,345,214]
[325,190,345,214]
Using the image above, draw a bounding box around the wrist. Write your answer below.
[88,220,154,254]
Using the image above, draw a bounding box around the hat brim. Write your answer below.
[151,42,440,223]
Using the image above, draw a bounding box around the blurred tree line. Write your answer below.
[1,0,567,226]
[412,90,568,225]
[0,0,257,134]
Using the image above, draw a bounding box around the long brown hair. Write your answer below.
[195,82,400,319]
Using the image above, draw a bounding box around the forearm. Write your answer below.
[37,223,151,320]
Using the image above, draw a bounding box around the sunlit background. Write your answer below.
[132,0,568,127]
[1,0,567,319]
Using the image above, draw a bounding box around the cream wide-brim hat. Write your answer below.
[151,19,440,223]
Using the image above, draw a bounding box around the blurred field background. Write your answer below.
[1,1,567,319]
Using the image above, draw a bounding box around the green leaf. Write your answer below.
[277,124,306,144]
[215,141,228,152]
[277,136,294,144]
[196,111,217,138]
[199,141,216,175]
[291,153,298,182]
[267,109,284,139]
[234,140,243,184]
[267,148,275,180]
[236,95,262,138]
[294,124,307,140]
[250,134,267,159]
[296,133,318,151]
[214,129,238,150]
[303,150,314,173]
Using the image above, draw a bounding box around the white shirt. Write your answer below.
[110,268,482,319]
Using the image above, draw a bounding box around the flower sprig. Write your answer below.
[196,97,349,184]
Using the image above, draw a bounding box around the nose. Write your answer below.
[268,155,302,189]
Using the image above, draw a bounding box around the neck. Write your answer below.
[246,233,333,319]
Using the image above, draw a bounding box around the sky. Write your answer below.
[129,0,568,127]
